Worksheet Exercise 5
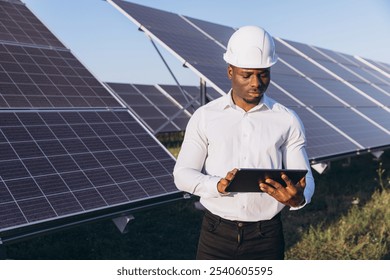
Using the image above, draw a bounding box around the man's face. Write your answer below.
[228,65,271,111]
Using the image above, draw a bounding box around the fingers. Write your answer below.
[299,176,306,188]
[259,173,306,207]
[259,178,279,196]
[225,168,238,181]
[217,178,229,193]
[217,168,238,194]
[281,173,292,186]
[260,174,297,196]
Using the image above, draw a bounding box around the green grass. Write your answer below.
[286,189,390,259]
[3,149,390,260]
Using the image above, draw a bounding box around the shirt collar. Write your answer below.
[222,89,273,111]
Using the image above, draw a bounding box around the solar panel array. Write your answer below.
[109,0,230,94]
[0,0,180,242]
[0,44,120,108]
[106,82,221,134]
[106,82,190,133]
[272,39,390,151]
[0,0,63,48]
[108,0,390,162]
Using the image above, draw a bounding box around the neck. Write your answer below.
[231,93,262,112]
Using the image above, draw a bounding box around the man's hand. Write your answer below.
[217,168,238,194]
[259,173,306,207]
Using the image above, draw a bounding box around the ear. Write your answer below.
[227,65,233,80]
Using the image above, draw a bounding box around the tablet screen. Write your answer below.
[226,168,308,192]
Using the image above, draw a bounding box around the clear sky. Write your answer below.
[23,0,390,86]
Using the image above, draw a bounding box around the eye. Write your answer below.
[261,71,270,78]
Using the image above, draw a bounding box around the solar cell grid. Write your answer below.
[354,107,390,131]
[110,0,230,92]
[272,74,343,107]
[158,84,200,113]
[107,82,189,133]
[315,47,359,67]
[274,40,390,131]
[296,44,390,87]
[313,107,389,148]
[312,78,379,107]
[283,40,326,61]
[184,16,235,47]
[0,0,64,48]
[0,0,22,4]
[0,111,178,233]
[340,53,390,75]
[277,52,332,80]
[0,43,121,108]
[289,44,390,91]
[108,0,390,165]
[0,1,185,240]
[349,81,390,106]
[192,64,230,93]
[270,57,302,76]
[316,59,364,83]
[338,61,390,85]
[353,67,390,86]
[266,83,301,108]
[167,112,190,128]
[365,59,390,74]
[293,108,364,160]
[274,40,298,56]
[206,86,224,100]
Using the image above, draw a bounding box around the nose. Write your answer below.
[250,74,261,88]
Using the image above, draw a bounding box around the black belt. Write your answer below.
[204,209,281,229]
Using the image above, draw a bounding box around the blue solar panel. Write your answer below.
[109,0,230,93]
[106,82,190,133]
[0,0,64,48]
[312,78,380,107]
[292,107,360,160]
[158,84,201,113]
[312,107,389,148]
[184,16,235,47]
[0,111,179,236]
[361,59,390,74]
[282,41,390,106]
[108,0,390,163]
[0,43,122,108]
[0,0,182,242]
[272,74,343,107]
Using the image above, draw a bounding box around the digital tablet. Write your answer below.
[226,168,308,193]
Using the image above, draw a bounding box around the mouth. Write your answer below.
[248,91,261,97]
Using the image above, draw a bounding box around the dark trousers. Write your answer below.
[196,210,285,260]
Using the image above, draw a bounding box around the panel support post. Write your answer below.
[311,162,329,174]
[112,215,135,234]
[0,238,7,260]
[200,78,207,106]
[371,150,384,160]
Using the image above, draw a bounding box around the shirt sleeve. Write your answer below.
[282,110,315,208]
[173,108,222,198]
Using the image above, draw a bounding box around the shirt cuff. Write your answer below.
[289,196,307,211]
[204,176,223,198]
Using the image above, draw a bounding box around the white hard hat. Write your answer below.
[223,26,278,68]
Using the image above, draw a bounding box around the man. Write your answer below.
[173,26,315,260]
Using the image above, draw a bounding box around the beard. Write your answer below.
[243,93,262,104]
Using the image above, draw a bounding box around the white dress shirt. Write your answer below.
[173,90,315,222]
